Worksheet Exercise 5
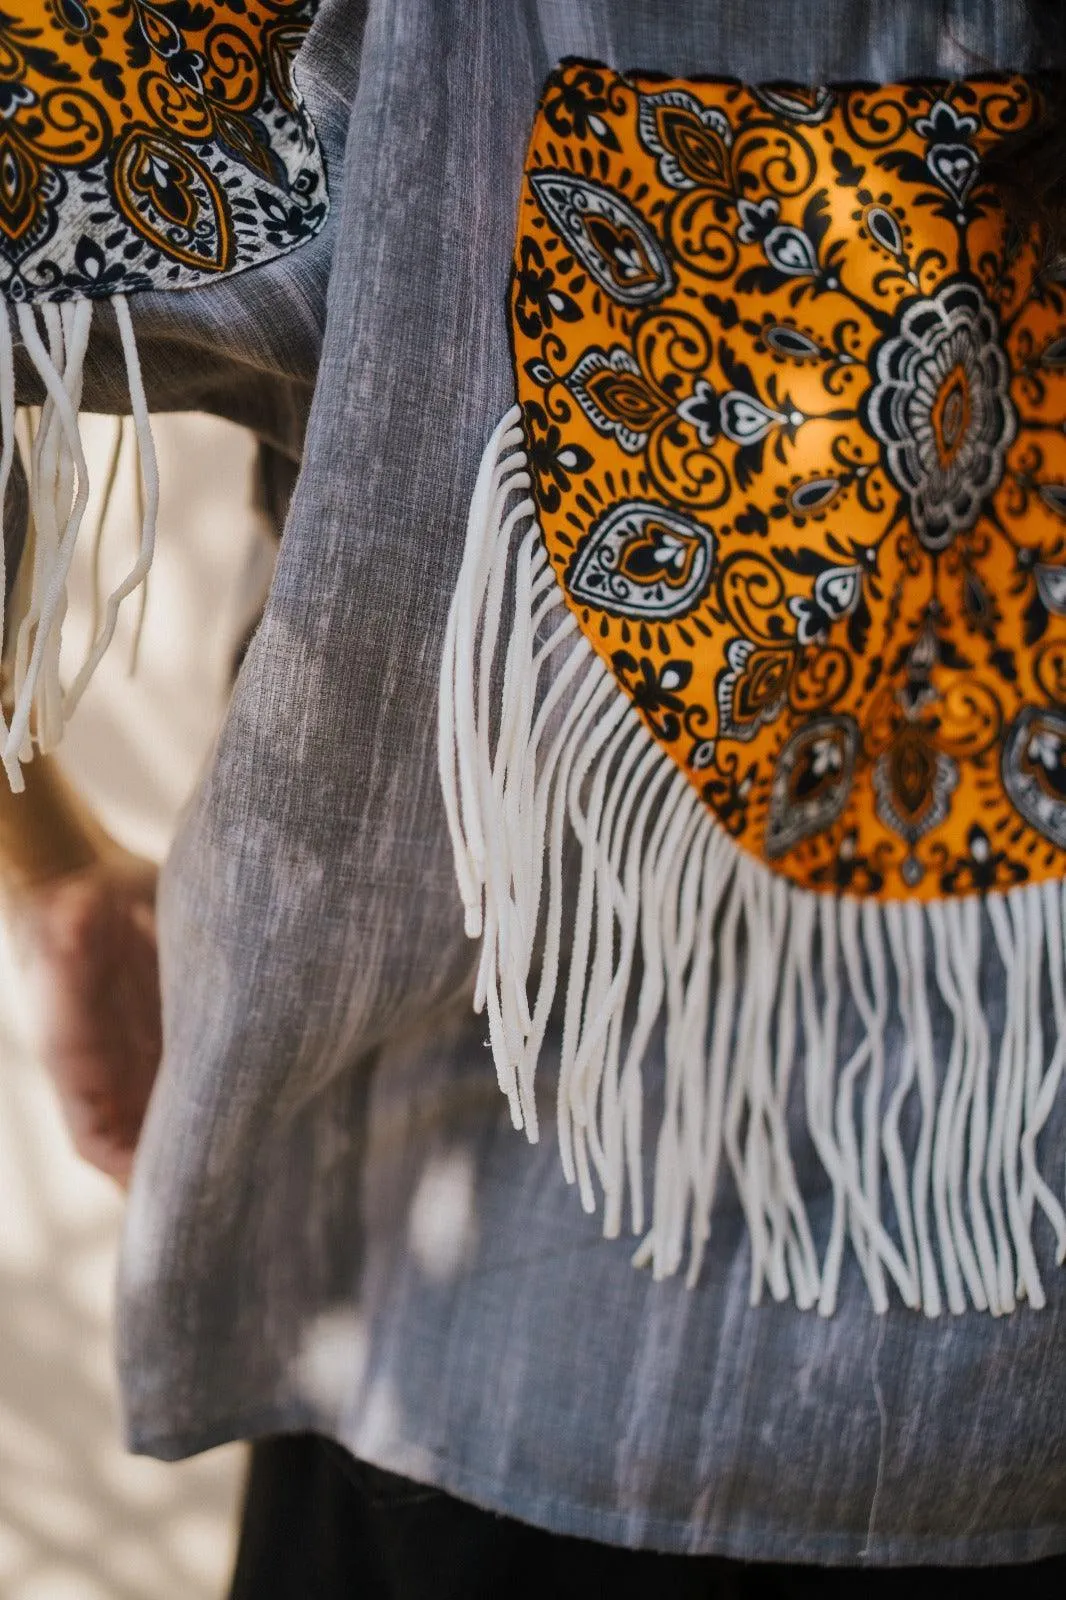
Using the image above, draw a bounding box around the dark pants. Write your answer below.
[229,1434,1066,1600]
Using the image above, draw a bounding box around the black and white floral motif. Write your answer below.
[752,83,835,125]
[566,346,658,452]
[914,99,980,209]
[873,729,959,884]
[764,715,860,855]
[568,500,715,619]
[1002,707,1066,849]
[789,563,863,644]
[715,638,792,742]
[637,89,734,192]
[720,387,805,446]
[529,172,674,305]
[676,379,722,447]
[1035,565,1066,616]
[862,278,1017,551]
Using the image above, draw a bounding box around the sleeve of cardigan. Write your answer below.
[116,0,544,1358]
[152,0,540,1087]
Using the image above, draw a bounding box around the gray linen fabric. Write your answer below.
[39,0,1065,1566]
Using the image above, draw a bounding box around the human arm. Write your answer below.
[0,755,160,1187]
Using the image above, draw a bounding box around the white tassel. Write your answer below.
[439,411,1066,1316]
[86,414,126,674]
[9,300,92,767]
[1,294,159,792]
[0,303,15,751]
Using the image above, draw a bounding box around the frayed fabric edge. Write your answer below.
[438,405,1066,1318]
[0,293,158,793]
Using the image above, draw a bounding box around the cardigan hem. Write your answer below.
[126,1406,1066,1569]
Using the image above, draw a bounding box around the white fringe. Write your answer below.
[439,407,1066,1317]
[0,295,158,793]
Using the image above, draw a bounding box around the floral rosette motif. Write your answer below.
[511,59,1066,899]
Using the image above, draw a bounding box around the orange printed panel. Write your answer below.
[511,61,1066,899]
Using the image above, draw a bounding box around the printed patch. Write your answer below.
[512,61,1066,897]
[0,2,326,300]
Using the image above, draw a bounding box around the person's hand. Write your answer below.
[8,849,161,1188]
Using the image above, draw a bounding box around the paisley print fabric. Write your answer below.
[511,61,1066,899]
[0,0,325,301]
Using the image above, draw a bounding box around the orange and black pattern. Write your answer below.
[512,60,1066,899]
[0,1,325,300]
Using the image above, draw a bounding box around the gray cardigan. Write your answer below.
[67,0,1066,1565]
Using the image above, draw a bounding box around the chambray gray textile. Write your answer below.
[44,0,1065,1566]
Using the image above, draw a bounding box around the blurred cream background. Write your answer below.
[0,413,271,1599]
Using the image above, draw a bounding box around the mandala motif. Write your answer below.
[0,1,326,300]
[512,61,1066,898]
[862,279,1017,550]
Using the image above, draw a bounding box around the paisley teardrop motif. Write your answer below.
[529,171,674,306]
[113,130,233,272]
[865,204,904,256]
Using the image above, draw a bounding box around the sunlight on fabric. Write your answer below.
[408,1148,478,1281]
[294,1308,370,1413]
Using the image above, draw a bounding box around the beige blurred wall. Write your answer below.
[0,413,272,1600]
